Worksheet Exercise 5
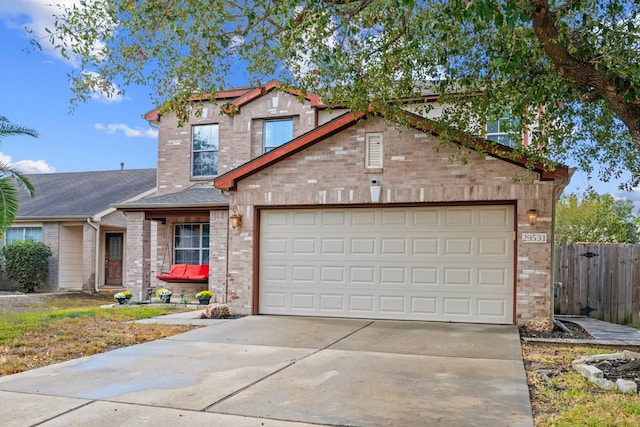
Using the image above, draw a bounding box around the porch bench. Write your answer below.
[156,264,209,283]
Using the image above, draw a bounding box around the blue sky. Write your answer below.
[0,1,637,204]
[0,1,158,174]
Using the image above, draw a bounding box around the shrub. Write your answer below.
[0,241,52,292]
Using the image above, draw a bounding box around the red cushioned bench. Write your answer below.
[156,264,209,283]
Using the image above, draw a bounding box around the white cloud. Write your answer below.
[95,123,158,139]
[0,152,55,174]
[0,1,119,101]
[0,0,78,56]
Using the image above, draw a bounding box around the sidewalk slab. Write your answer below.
[169,315,372,349]
[212,348,532,427]
[329,320,523,360]
[39,400,324,427]
[0,339,312,410]
[0,391,91,427]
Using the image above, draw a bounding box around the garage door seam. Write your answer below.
[202,320,375,411]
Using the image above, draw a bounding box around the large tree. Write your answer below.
[44,0,640,185]
[0,116,36,232]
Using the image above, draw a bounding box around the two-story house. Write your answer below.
[119,81,570,324]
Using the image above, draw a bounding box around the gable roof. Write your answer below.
[214,109,570,191]
[143,81,324,123]
[16,169,157,220]
[143,88,254,123]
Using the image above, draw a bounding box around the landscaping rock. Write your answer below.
[525,317,555,333]
[199,303,230,319]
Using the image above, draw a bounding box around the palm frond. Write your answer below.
[0,163,34,196]
[0,116,39,140]
[0,177,21,231]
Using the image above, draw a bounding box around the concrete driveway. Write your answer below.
[0,316,533,426]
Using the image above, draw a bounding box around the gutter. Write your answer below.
[86,218,100,293]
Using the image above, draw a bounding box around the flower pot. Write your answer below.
[116,298,127,305]
[160,296,171,303]
[198,298,211,305]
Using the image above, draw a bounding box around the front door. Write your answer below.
[105,233,123,286]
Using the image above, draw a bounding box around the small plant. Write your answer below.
[155,288,172,303]
[114,291,132,300]
[0,241,52,292]
[156,288,172,298]
[195,290,213,300]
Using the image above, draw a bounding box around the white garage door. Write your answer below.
[259,206,514,324]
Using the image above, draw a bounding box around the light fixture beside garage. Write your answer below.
[230,206,242,229]
[369,178,382,203]
[527,208,538,225]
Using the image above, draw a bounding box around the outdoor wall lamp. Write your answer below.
[230,206,242,229]
[527,208,538,225]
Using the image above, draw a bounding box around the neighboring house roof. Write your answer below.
[143,81,324,123]
[214,109,570,191]
[16,169,157,220]
[114,184,228,210]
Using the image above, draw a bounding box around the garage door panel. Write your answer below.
[381,239,407,255]
[292,265,315,281]
[320,294,345,310]
[444,298,472,316]
[260,206,514,324]
[350,267,375,283]
[446,209,473,225]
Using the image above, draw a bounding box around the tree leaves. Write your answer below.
[41,0,640,186]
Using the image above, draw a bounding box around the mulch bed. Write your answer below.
[519,320,594,340]
[591,357,640,390]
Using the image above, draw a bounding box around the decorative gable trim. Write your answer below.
[214,108,569,191]
[221,80,324,115]
[142,88,254,123]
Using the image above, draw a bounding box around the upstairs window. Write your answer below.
[5,227,42,244]
[264,119,293,153]
[174,224,210,265]
[486,117,519,148]
[365,133,383,168]
[192,124,218,177]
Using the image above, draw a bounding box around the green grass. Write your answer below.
[0,305,192,345]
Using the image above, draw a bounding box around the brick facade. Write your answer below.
[130,86,568,323]
[224,116,568,323]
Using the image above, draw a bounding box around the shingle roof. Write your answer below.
[17,169,157,219]
[115,183,228,209]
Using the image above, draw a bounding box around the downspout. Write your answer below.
[87,218,100,293]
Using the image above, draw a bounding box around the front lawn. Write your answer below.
[0,293,198,376]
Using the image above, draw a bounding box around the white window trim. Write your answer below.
[191,123,219,178]
[263,118,294,153]
[174,223,210,265]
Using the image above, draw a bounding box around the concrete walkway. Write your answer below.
[0,315,533,427]
[558,315,640,345]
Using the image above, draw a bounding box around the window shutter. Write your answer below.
[366,134,383,168]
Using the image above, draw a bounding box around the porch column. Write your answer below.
[125,212,151,300]
[210,210,228,303]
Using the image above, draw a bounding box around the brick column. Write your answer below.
[125,212,151,300]
[210,210,228,303]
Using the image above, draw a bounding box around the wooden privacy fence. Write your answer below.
[554,244,640,326]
